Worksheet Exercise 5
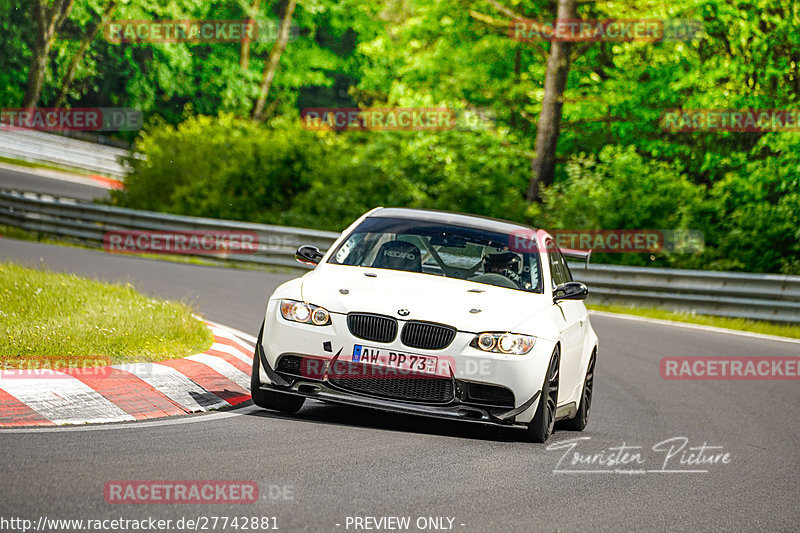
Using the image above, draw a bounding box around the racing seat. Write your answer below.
[371,241,423,273]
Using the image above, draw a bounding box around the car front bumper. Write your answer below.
[256,331,540,429]
[257,300,555,425]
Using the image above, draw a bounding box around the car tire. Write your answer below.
[524,346,560,443]
[559,349,595,432]
[250,322,305,414]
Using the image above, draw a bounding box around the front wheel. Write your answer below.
[524,346,560,443]
[250,324,305,414]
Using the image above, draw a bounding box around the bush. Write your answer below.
[113,114,330,224]
[531,141,799,274]
[114,116,798,274]
[114,115,531,231]
[283,130,531,227]
[533,145,706,268]
[706,133,800,274]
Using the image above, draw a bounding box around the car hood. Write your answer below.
[300,265,549,332]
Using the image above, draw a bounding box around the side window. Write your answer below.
[525,254,541,292]
[546,239,565,288]
[557,250,573,282]
[335,233,364,264]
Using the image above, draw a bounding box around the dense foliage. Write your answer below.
[118,113,531,227]
[3,0,798,273]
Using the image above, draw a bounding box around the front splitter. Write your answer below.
[258,380,538,430]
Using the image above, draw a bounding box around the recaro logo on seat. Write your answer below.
[385,250,416,260]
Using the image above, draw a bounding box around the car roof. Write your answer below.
[368,207,540,235]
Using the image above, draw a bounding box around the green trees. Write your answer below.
[112,114,531,229]
[3,0,364,120]
[3,0,798,273]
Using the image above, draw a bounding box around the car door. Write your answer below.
[546,239,586,405]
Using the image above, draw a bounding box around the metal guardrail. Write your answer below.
[0,189,338,269]
[1,188,798,323]
[571,263,800,324]
[0,129,131,179]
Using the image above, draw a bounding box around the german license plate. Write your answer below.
[352,345,438,375]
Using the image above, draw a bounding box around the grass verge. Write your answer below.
[0,155,96,177]
[588,303,800,339]
[0,261,213,366]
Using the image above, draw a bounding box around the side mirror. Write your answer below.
[295,245,324,266]
[553,281,588,303]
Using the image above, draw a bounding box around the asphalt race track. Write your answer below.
[1,238,799,531]
[0,165,111,201]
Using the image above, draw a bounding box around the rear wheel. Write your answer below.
[560,350,595,431]
[250,323,305,414]
[524,346,560,443]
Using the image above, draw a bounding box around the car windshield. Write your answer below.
[328,216,542,293]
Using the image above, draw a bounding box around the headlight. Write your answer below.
[279,300,332,326]
[477,333,496,351]
[471,333,535,355]
[311,307,330,326]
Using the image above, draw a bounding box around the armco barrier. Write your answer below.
[573,263,800,323]
[1,188,798,323]
[0,129,131,179]
[0,189,338,269]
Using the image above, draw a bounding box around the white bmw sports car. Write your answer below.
[251,208,598,442]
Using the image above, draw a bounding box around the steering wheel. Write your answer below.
[468,272,520,289]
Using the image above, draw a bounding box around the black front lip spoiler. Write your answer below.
[255,328,540,428]
[258,381,539,429]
